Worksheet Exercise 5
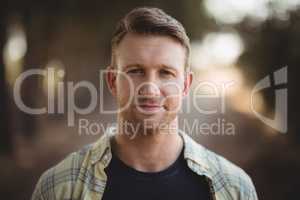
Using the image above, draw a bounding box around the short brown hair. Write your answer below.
[111,7,191,70]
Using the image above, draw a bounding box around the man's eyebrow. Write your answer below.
[160,64,178,72]
[123,64,144,70]
[123,63,178,71]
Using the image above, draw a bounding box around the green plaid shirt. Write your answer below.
[32,126,258,200]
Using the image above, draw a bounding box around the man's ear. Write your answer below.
[183,71,193,97]
[105,66,117,96]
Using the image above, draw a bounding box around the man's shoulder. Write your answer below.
[205,147,254,188]
[187,138,257,199]
[31,143,95,200]
[45,143,94,177]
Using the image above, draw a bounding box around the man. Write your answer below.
[32,7,258,200]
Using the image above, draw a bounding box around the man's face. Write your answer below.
[107,33,192,130]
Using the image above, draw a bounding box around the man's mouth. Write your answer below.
[137,103,163,113]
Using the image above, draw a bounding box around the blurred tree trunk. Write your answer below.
[0,4,12,154]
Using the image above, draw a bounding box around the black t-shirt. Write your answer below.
[102,148,211,200]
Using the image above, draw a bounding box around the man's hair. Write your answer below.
[111,7,191,70]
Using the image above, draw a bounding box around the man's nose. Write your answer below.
[137,81,161,97]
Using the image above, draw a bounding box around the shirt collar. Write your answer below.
[178,129,210,172]
[90,126,116,166]
[90,125,211,172]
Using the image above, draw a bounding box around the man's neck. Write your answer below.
[112,117,183,172]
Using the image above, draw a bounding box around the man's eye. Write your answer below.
[127,69,144,74]
[160,69,174,77]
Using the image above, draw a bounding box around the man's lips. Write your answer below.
[135,97,165,112]
[138,104,161,107]
[136,103,163,112]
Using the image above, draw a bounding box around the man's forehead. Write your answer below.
[117,33,185,51]
[115,33,186,70]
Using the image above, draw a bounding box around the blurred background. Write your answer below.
[0,0,299,199]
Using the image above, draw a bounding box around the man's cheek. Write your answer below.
[163,95,181,113]
[162,83,183,109]
[117,79,134,99]
[117,88,132,110]
[162,80,183,95]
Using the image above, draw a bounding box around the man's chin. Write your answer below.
[134,105,165,116]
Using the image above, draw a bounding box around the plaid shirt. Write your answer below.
[32,126,258,200]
